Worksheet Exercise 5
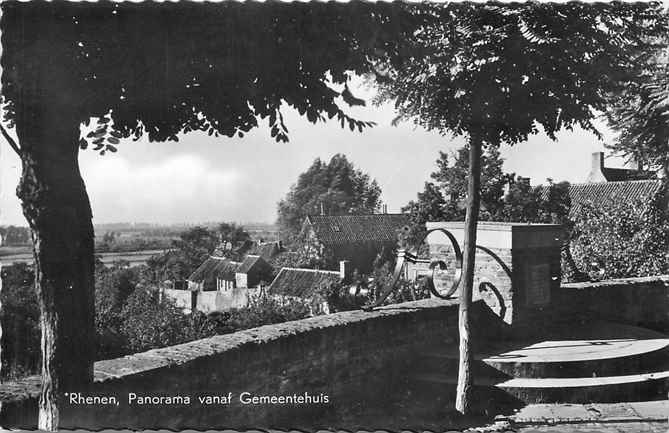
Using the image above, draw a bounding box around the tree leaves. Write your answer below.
[402,145,509,228]
[341,84,366,107]
[570,192,669,280]
[375,3,667,148]
[2,2,415,147]
[277,154,382,240]
[79,113,124,155]
[605,49,669,177]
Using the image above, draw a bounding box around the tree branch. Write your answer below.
[0,123,21,156]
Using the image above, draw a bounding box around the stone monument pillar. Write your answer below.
[425,221,563,335]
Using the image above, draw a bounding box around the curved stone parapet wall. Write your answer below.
[1,298,498,430]
[2,275,667,429]
[555,276,669,333]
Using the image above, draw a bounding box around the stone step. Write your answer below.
[412,370,669,404]
[418,323,669,379]
[419,339,669,379]
[415,354,511,380]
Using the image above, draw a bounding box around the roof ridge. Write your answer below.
[208,255,239,262]
[563,179,663,187]
[308,213,407,217]
[278,266,340,274]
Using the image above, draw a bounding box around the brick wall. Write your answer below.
[424,222,563,338]
[429,244,514,324]
[0,299,501,430]
[553,276,669,332]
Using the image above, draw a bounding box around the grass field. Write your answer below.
[0,247,165,266]
[0,246,31,257]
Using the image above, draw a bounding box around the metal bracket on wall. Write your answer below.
[361,227,464,311]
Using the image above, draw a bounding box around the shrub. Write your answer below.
[225,293,311,330]
[119,289,213,354]
[2,259,315,379]
[95,261,149,358]
[570,193,669,280]
[0,263,40,379]
[321,279,365,312]
[321,260,431,313]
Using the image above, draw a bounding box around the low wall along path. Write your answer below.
[1,298,495,429]
[1,274,667,429]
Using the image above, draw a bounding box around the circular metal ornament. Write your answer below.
[362,227,463,310]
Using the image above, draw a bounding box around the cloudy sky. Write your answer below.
[0,81,624,227]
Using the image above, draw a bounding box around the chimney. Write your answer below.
[320,202,325,216]
[592,152,604,172]
[339,260,351,282]
[627,155,642,171]
[587,152,607,183]
[383,204,388,214]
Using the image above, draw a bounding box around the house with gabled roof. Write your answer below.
[561,179,665,217]
[297,213,410,273]
[235,254,273,288]
[268,268,341,299]
[267,260,351,314]
[539,152,667,218]
[167,247,275,314]
[586,152,657,183]
[188,256,240,292]
[248,240,283,260]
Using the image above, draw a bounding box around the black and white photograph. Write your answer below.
[0,1,668,431]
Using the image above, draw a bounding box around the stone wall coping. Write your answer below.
[426,221,562,231]
[93,298,459,380]
[560,275,669,290]
[0,298,459,403]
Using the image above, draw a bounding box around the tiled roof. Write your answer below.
[211,242,230,258]
[233,240,254,256]
[212,239,256,258]
[601,167,656,182]
[267,251,301,269]
[539,179,665,217]
[305,214,410,244]
[188,256,239,290]
[237,255,268,274]
[250,242,281,260]
[268,267,341,298]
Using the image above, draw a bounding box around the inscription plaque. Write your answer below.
[525,262,551,307]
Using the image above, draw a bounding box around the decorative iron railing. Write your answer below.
[359,227,513,313]
[360,227,463,311]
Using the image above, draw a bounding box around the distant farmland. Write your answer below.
[0,248,165,267]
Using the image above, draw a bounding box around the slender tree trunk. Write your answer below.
[15,102,95,431]
[0,264,3,379]
[455,132,482,415]
[662,160,669,208]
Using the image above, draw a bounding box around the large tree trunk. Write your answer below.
[455,133,482,415]
[15,102,95,431]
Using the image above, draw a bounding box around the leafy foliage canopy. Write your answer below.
[277,154,382,240]
[376,2,666,146]
[1,1,416,153]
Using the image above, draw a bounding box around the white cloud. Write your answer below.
[0,81,616,227]
[80,153,240,224]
